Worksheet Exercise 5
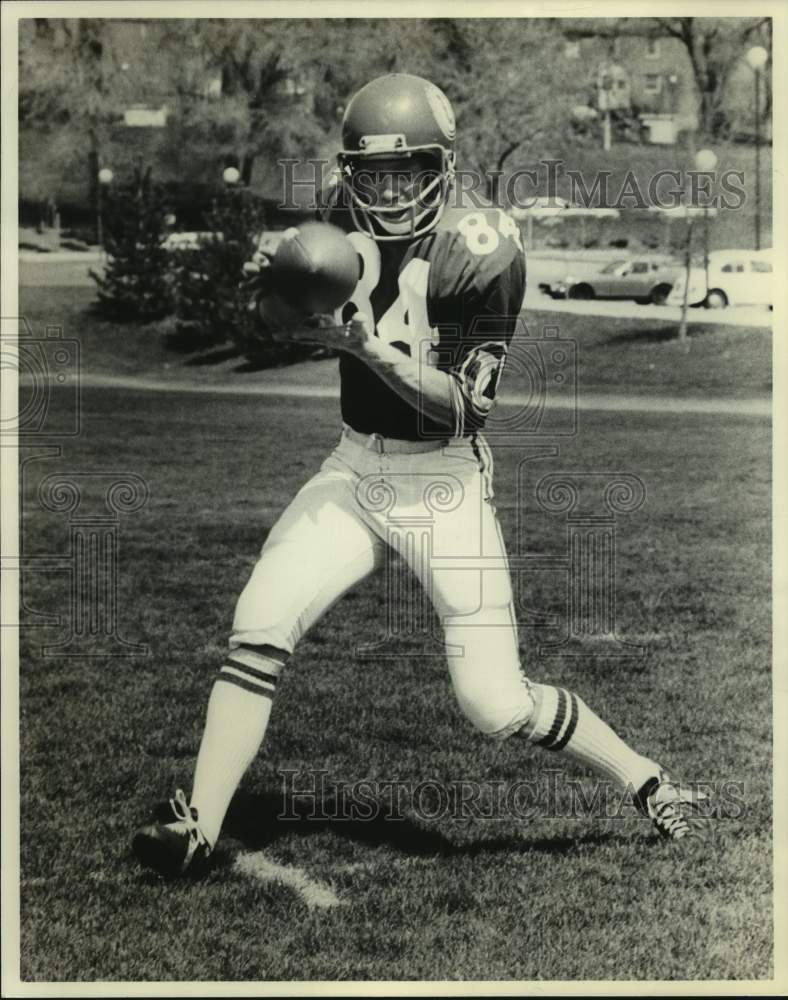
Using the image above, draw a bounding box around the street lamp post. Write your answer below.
[599,71,613,152]
[746,45,768,251]
[667,74,678,115]
[677,209,694,342]
[97,167,114,250]
[215,165,241,214]
[695,148,717,298]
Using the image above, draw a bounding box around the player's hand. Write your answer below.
[242,244,316,341]
[241,247,275,310]
[254,294,316,342]
[284,311,375,355]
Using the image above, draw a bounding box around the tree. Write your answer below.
[649,17,770,137]
[164,19,336,192]
[171,184,265,351]
[160,19,439,195]
[89,166,174,321]
[20,18,581,217]
[19,18,173,233]
[563,16,771,139]
[434,19,575,202]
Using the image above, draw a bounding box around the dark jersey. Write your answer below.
[324,199,526,440]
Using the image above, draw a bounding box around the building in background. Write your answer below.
[564,26,697,138]
[563,20,771,143]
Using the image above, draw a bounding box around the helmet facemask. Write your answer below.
[337,144,455,242]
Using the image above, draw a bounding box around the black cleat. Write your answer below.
[636,769,714,843]
[132,789,212,878]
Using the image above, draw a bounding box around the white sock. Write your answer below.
[521,683,660,795]
[190,644,285,847]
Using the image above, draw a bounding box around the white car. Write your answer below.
[667,249,773,309]
[162,231,217,251]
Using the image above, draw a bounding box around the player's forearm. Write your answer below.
[356,339,454,429]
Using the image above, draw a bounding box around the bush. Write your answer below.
[89,168,174,322]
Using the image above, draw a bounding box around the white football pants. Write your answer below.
[231,427,535,738]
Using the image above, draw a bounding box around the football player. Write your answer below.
[133,74,711,877]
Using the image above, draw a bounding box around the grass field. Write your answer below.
[16,300,772,982]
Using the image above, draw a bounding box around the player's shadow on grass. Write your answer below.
[223,789,630,859]
[161,329,238,357]
[183,345,242,366]
[233,349,337,374]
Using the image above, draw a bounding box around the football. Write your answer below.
[272,221,360,314]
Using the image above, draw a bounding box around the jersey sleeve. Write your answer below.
[427,212,526,438]
[448,263,525,437]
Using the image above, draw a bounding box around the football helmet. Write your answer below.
[337,73,456,242]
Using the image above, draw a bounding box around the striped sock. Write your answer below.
[520,683,660,794]
[190,643,286,847]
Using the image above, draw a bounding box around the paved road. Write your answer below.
[19,252,773,329]
[19,254,100,288]
[524,285,772,328]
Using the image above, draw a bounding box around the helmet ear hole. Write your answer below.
[356,253,365,281]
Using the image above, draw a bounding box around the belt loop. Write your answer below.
[368,432,384,455]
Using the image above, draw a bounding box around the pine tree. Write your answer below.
[171,184,263,351]
[90,167,174,322]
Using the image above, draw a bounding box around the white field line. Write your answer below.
[233,852,343,910]
[68,372,770,417]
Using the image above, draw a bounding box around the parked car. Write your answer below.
[667,249,773,309]
[539,257,682,305]
[162,231,216,252]
[162,230,287,254]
